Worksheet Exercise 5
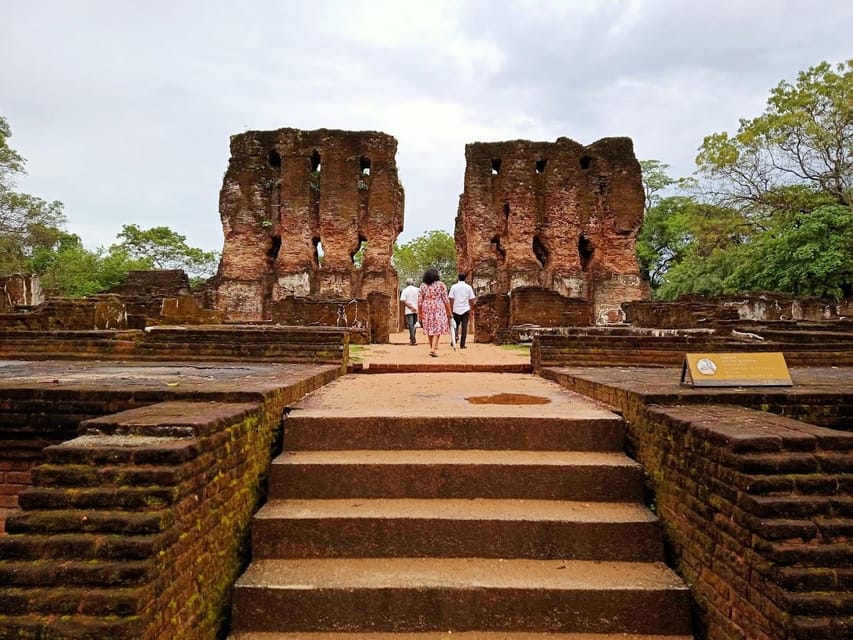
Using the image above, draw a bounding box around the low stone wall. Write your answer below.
[542,368,853,640]
[532,328,853,368]
[0,325,351,369]
[0,365,339,639]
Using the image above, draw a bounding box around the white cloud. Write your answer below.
[1,0,851,253]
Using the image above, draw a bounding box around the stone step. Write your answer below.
[229,634,695,640]
[230,558,692,635]
[251,498,663,561]
[269,450,643,501]
[283,416,625,451]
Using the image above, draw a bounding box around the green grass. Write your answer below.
[500,343,531,355]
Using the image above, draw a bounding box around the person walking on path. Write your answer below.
[418,268,452,357]
[399,277,420,346]
[448,272,476,349]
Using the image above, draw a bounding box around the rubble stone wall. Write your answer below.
[455,136,648,340]
[212,128,404,338]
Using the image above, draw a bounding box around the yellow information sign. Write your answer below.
[681,352,793,387]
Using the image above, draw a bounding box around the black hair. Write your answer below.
[458,273,467,281]
[422,268,440,285]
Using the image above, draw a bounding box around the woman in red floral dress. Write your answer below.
[417,268,452,357]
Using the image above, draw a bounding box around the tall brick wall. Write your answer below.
[455,136,649,340]
[212,128,404,340]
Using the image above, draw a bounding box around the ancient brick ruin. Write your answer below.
[455,137,649,342]
[211,128,404,342]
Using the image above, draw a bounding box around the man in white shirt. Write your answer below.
[399,277,420,345]
[448,272,476,349]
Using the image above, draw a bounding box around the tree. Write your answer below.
[726,204,853,299]
[392,230,457,287]
[111,224,219,280]
[30,233,150,298]
[696,60,852,212]
[0,116,66,274]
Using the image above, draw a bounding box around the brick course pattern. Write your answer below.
[0,366,339,640]
[211,128,404,342]
[542,367,853,640]
[454,137,649,341]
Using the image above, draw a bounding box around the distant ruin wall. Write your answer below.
[212,128,404,340]
[0,274,43,312]
[455,137,649,340]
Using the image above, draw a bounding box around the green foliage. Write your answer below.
[112,224,219,278]
[30,232,151,297]
[696,59,852,210]
[726,204,853,299]
[0,115,67,274]
[644,59,853,300]
[392,230,457,287]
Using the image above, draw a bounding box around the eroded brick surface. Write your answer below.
[455,137,649,341]
[212,128,404,342]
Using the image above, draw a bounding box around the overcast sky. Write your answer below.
[2,0,851,253]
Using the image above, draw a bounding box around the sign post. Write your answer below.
[681,352,792,387]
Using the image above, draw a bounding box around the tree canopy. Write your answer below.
[640,59,853,300]
[0,115,66,274]
[392,230,457,288]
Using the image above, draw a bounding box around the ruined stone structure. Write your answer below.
[0,273,43,312]
[212,128,404,342]
[455,137,649,341]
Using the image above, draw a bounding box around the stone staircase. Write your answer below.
[228,375,694,638]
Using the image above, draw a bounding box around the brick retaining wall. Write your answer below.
[543,367,853,640]
[0,366,339,639]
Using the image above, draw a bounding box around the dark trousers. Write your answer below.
[405,312,418,343]
[453,311,470,347]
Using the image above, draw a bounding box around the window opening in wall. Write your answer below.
[267,235,282,263]
[578,234,595,271]
[268,149,281,169]
[532,235,549,268]
[351,235,367,268]
[491,159,502,175]
[310,150,321,172]
[535,159,547,173]
[491,234,506,262]
[579,156,592,170]
[360,156,371,176]
[313,236,323,267]
[503,203,510,220]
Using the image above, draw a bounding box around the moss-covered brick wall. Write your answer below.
[545,367,853,640]
[0,390,328,639]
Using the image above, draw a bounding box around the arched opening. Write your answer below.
[491,234,506,263]
[579,156,592,170]
[351,235,367,268]
[532,235,549,268]
[360,156,371,176]
[268,149,281,169]
[312,236,323,267]
[578,234,595,271]
[535,159,547,174]
[310,150,321,172]
[491,158,502,175]
[267,235,281,264]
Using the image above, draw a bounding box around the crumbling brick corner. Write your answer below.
[211,128,404,342]
[455,136,649,341]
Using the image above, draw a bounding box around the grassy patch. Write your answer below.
[348,345,365,363]
[500,343,531,356]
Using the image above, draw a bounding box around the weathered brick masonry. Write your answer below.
[0,365,339,640]
[212,128,404,342]
[455,137,649,341]
[542,366,853,640]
